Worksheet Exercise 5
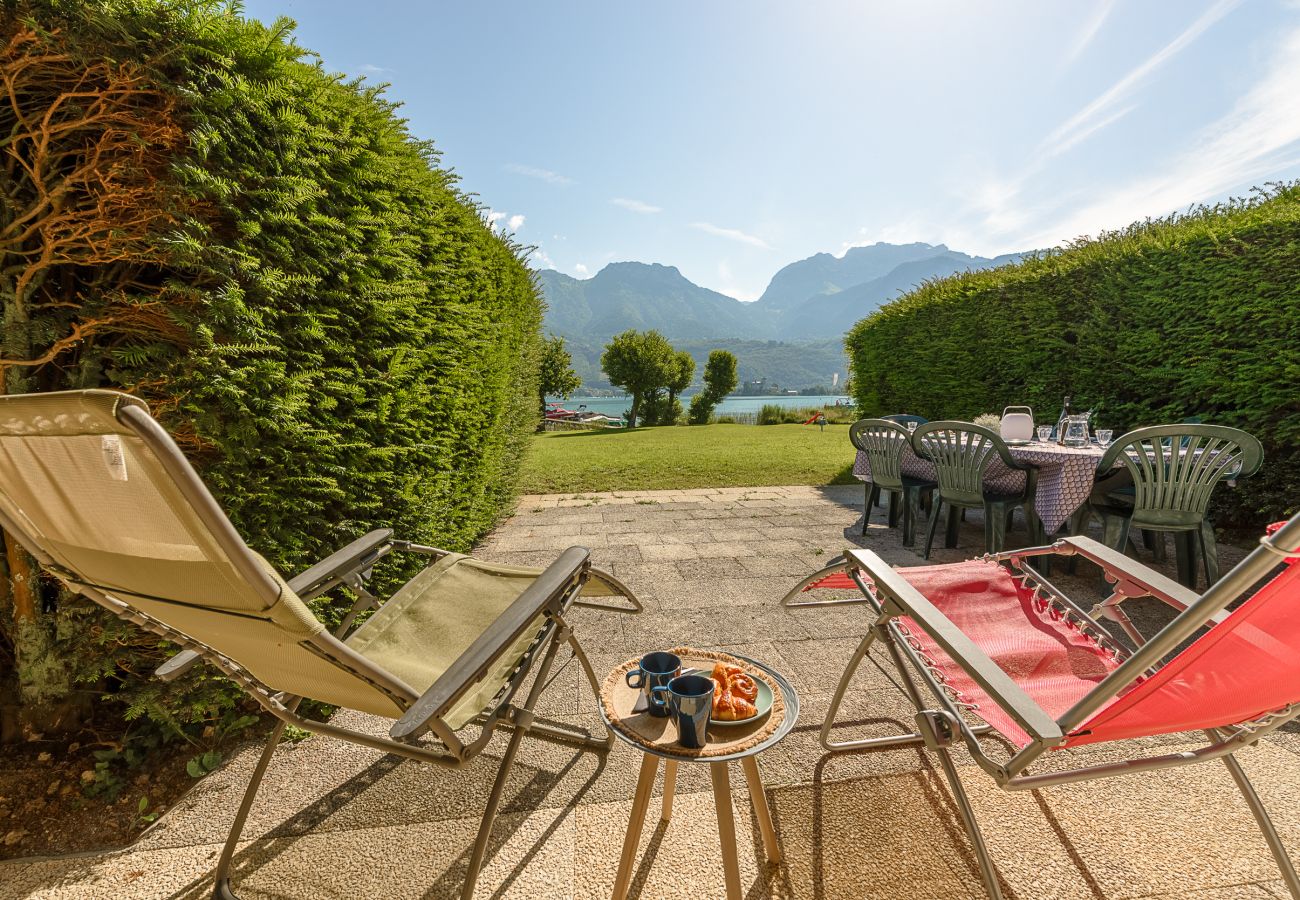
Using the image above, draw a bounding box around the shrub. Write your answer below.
[688,350,739,424]
[756,404,786,426]
[0,1,543,743]
[846,184,1300,526]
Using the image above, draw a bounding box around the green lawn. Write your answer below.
[518,423,860,493]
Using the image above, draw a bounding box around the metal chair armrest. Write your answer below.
[154,529,396,682]
[1058,534,1219,619]
[389,546,590,742]
[287,528,394,598]
[845,548,1064,744]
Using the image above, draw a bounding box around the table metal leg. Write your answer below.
[661,759,677,822]
[710,761,743,900]
[741,756,781,863]
[613,753,660,900]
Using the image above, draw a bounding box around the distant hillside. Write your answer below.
[538,263,777,342]
[774,249,1025,338]
[755,242,958,311]
[537,242,1025,388]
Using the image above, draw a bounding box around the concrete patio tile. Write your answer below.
[640,543,701,562]
[607,561,686,590]
[707,526,767,542]
[653,577,800,609]
[695,541,758,559]
[675,558,754,580]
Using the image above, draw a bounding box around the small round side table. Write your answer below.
[599,652,799,900]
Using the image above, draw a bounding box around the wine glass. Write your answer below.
[1036,425,1053,443]
[1097,428,1113,448]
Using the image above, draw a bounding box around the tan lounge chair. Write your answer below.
[0,389,640,899]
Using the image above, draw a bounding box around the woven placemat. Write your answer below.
[600,647,787,759]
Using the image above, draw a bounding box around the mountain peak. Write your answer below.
[597,260,682,278]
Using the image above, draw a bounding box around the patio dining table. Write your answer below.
[853,440,1107,534]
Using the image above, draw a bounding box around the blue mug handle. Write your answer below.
[648,684,672,713]
[626,668,645,689]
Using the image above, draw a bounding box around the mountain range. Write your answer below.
[538,242,1026,389]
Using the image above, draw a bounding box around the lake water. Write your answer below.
[550,394,852,418]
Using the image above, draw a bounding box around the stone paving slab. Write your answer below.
[1,485,1293,900]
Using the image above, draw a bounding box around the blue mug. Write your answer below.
[669,674,715,749]
[626,651,681,718]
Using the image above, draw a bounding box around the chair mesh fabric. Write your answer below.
[885,560,1120,748]
[0,390,405,718]
[346,555,552,730]
[1071,558,1300,745]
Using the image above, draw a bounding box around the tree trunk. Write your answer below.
[628,392,641,428]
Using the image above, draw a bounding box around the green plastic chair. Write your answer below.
[911,421,1042,559]
[1088,424,1263,588]
[872,415,929,509]
[850,418,935,546]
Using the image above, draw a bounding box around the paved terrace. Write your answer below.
[3,486,1298,899]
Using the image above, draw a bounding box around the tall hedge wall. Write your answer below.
[0,1,542,742]
[847,184,1300,527]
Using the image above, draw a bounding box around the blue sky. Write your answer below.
[241,0,1300,300]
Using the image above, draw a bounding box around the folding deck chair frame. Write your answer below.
[0,390,641,900]
[781,515,1300,900]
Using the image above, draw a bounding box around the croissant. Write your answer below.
[712,692,756,721]
[710,663,758,702]
[710,663,759,720]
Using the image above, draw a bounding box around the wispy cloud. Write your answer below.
[356,63,395,77]
[690,222,772,250]
[1041,0,1240,159]
[612,197,662,214]
[1060,0,1118,67]
[505,163,574,186]
[573,263,591,277]
[529,246,556,270]
[1021,23,1300,248]
[485,209,525,233]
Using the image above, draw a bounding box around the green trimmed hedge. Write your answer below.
[1,2,541,742]
[847,184,1300,526]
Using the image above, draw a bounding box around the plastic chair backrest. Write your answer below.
[849,419,913,491]
[1097,424,1263,529]
[912,421,1024,506]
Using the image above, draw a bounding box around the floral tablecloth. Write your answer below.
[853,440,1108,534]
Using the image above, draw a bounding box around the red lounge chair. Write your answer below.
[782,514,1300,899]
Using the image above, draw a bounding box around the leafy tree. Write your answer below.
[538,334,581,426]
[600,329,676,427]
[688,349,739,424]
[646,350,694,425]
